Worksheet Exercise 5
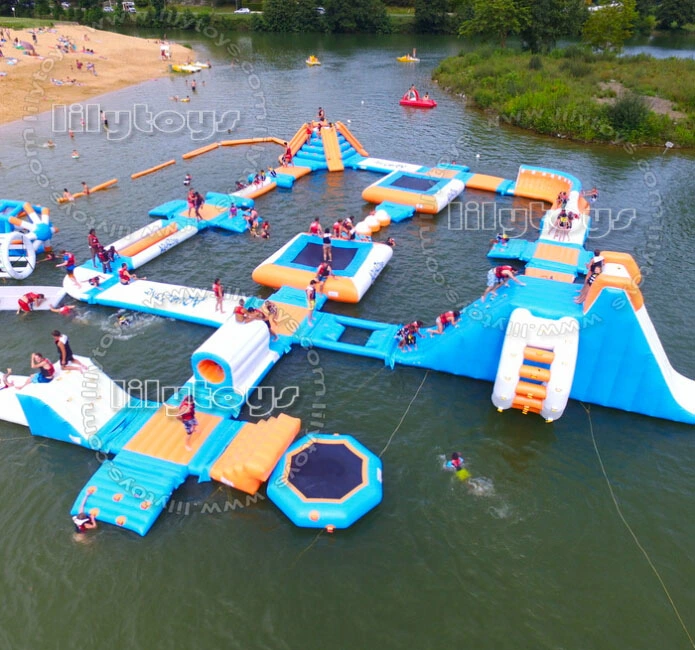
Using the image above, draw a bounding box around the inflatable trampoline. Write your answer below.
[362,167,465,214]
[252,233,392,303]
[267,433,383,530]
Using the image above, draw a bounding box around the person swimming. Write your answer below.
[117,312,133,328]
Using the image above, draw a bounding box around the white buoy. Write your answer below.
[476,153,480,158]
[347,119,351,123]
[361,100,364,105]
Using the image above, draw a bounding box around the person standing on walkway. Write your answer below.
[213,278,224,313]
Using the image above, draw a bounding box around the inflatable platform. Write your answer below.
[268,433,383,529]
[252,233,393,303]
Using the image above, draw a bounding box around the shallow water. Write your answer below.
[0,32,693,650]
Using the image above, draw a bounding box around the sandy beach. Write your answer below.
[0,24,196,126]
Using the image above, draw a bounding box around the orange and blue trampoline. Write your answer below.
[267,433,383,530]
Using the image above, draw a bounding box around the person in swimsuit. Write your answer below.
[429,310,461,336]
[233,298,250,323]
[176,394,198,451]
[16,292,45,314]
[315,261,334,293]
[52,330,87,373]
[87,228,100,266]
[308,217,322,236]
[118,263,143,285]
[62,188,74,202]
[0,368,15,390]
[56,250,81,288]
[322,228,332,262]
[72,493,97,534]
[213,278,224,313]
[49,305,77,316]
[396,320,425,352]
[481,265,525,302]
[306,280,317,325]
[17,352,55,389]
[81,181,90,196]
[332,219,343,238]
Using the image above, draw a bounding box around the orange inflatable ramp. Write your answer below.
[335,121,368,157]
[514,168,572,204]
[288,123,310,154]
[464,173,506,193]
[124,405,222,465]
[533,242,580,267]
[119,222,179,257]
[321,127,344,172]
[209,414,301,494]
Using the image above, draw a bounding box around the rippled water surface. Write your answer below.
[0,32,693,650]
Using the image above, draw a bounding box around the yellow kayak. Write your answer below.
[397,54,420,63]
[306,56,321,66]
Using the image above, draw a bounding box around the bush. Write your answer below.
[528,55,543,70]
[562,59,591,78]
[607,93,650,134]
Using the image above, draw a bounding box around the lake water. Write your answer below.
[0,32,694,650]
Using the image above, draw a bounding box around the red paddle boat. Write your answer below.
[399,89,437,109]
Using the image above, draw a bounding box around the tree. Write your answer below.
[324,0,391,34]
[263,0,298,32]
[656,0,695,29]
[415,0,450,34]
[520,0,587,53]
[459,0,530,48]
[582,0,638,52]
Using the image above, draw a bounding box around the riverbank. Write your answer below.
[433,47,695,147]
[0,24,194,126]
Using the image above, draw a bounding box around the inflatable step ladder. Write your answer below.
[510,346,554,415]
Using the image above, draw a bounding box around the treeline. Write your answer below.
[5,0,695,37]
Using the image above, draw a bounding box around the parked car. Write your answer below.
[316,6,325,14]
[61,2,70,8]
[234,7,250,13]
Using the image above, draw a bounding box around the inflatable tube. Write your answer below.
[131,160,176,180]
[219,137,286,147]
[0,232,37,280]
[364,216,381,232]
[375,210,391,227]
[118,223,179,258]
[181,143,219,160]
[56,179,117,203]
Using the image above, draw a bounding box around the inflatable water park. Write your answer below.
[2,118,694,536]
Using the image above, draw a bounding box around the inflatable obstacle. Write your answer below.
[131,159,176,180]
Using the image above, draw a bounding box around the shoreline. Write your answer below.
[0,24,196,127]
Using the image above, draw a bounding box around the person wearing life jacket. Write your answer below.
[448,452,464,471]
[429,310,461,336]
[315,261,334,293]
[17,352,55,389]
[52,330,87,373]
[481,265,525,302]
[72,493,97,534]
[308,217,322,236]
[16,292,45,314]
[56,250,81,288]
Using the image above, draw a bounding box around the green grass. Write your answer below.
[433,48,695,147]
[0,17,55,28]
